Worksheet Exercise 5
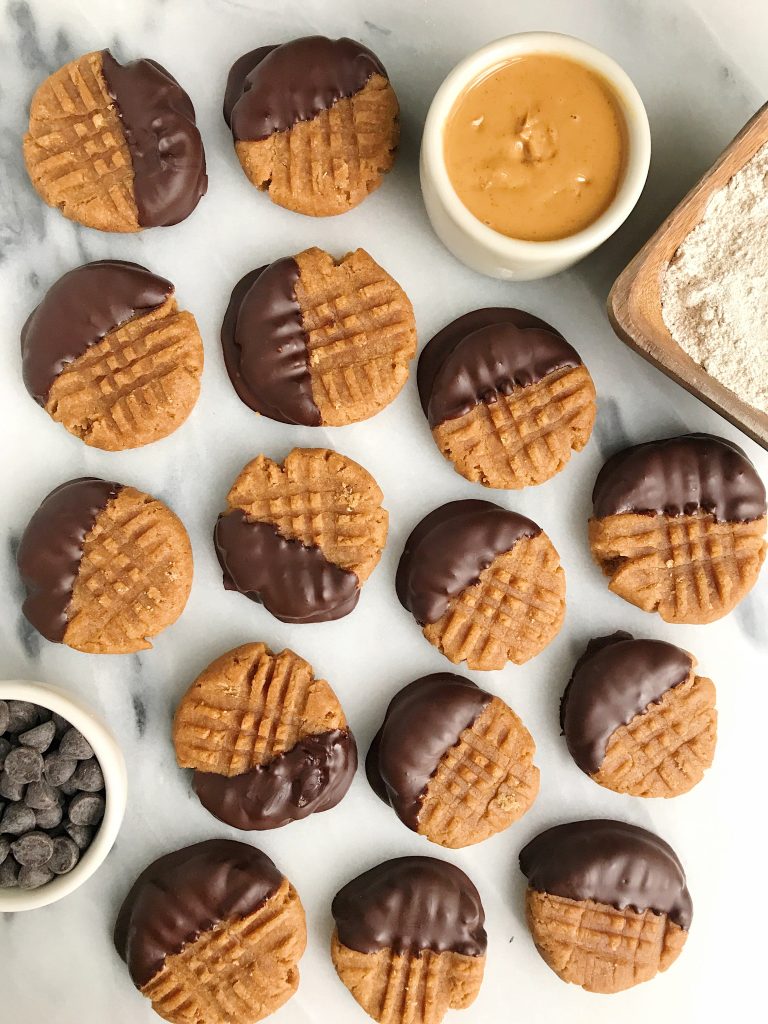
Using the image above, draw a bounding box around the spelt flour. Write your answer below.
[661,140,768,415]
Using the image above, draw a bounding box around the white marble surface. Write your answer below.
[1,1,766,1021]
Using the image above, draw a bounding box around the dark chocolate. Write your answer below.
[114,839,283,988]
[519,819,692,928]
[214,510,359,623]
[418,308,580,427]
[332,856,487,956]
[592,433,766,522]
[225,36,387,141]
[192,729,357,830]
[100,50,207,227]
[561,633,693,775]
[396,499,541,625]
[17,478,121,643]
[220,260,321,426]
[366,674,490,830]
[21,260,172,403]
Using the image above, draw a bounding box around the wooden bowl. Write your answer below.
[608,102,768,450]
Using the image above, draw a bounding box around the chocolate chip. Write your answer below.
[35,803,63,830]
[65,823,93,849]
[25,779,58,810]
[43,752,77,786]
[50,712,69,738]
[0,738,11,770]
[0,836,9,864]
[58,775,81,797]
[0,771,25,802]
[18,864,54,889]
[0,855,19,887]
[6,701,39,733]
[49,835,79,875]
[19,720,56,752]
[11,831,54,867]
[0,803,36,835]
[3,747,43,784]
[71,757,104,793]
[58,728,93,760]
[0,700,9,734]
[68,792,105,826]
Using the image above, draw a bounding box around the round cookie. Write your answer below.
[173,643,357,829]
[561,631,717,797]
[366,673,539,847]
[418,308,596,488]
[24,49,206,231]
[21,261,204,450]
[331,857,486,1024]
[222,246,417,426]
[396,499,565,670]
[214,448,388,623]
[115,840,306,1024]
[223,36,399,216]
[589,433,767,623]
[18,477,193,653]
[519,819,692,993]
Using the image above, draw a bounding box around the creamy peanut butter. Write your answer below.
[444,54,627,241]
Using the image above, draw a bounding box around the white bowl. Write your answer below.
[0,680,127,912]
[420,32,652,280]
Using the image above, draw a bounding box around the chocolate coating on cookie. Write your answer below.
[561,633,693,775]
[418,308,580,427]
[592,433,766,522]
[17,477,121,643]
[193,729,357,830]
[21,261,172,403]
[225,36,387,141]
[114,839,283,988]
[221,259,321,426]
[519,819,692,928]
[396,500,541,625]
[366,674,490,830]
[214,510,359,623]
[100,50,207,227]
[332,857,486,956]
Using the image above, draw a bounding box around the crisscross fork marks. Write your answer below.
[418,698,539,847]
[143,880,306,1024]
[424,533,566,670]
[434,365,595,489]
[595,672,717,797]
[331,933,484,1024]
[24,51,139,231]
[525,890,687,993]
[589,511,766,623]
[173,643,347,776]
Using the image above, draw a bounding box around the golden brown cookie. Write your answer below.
[115,840,306,1024]
[214,448,388,624]
[331,857,486,1024]
[173,643,357,829]
[561,631,717,797]
[396,500,565,670]
[21,261,203,450]
[222,246,417,427]
[24,50,206,232]
[17,477,193,654]
[519,820,692,993]
[589,433,767,623]
[366,673,539,848]
[223,37,399,216]
[418,308,596,488]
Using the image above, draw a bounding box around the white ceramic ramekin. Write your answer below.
[0,680,127,912]
[420,32,651,280]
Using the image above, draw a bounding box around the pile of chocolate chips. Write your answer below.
[0,699,106,890]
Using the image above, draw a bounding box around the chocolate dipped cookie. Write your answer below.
[331,857,486,1024]
[561,631,717,797]
[173,643,357,829]
[396,500,565,669]
[21,261,203,450]
[366,673,539,847]
[222,246,416,426]
[18,477,193,653]
[214,448,387,623]
[418,308,596,488]
[224,36,399,215]
[519,819,692,993]
[589,433,767,623]
[115,840,306,1024]
[24,50,206,231]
